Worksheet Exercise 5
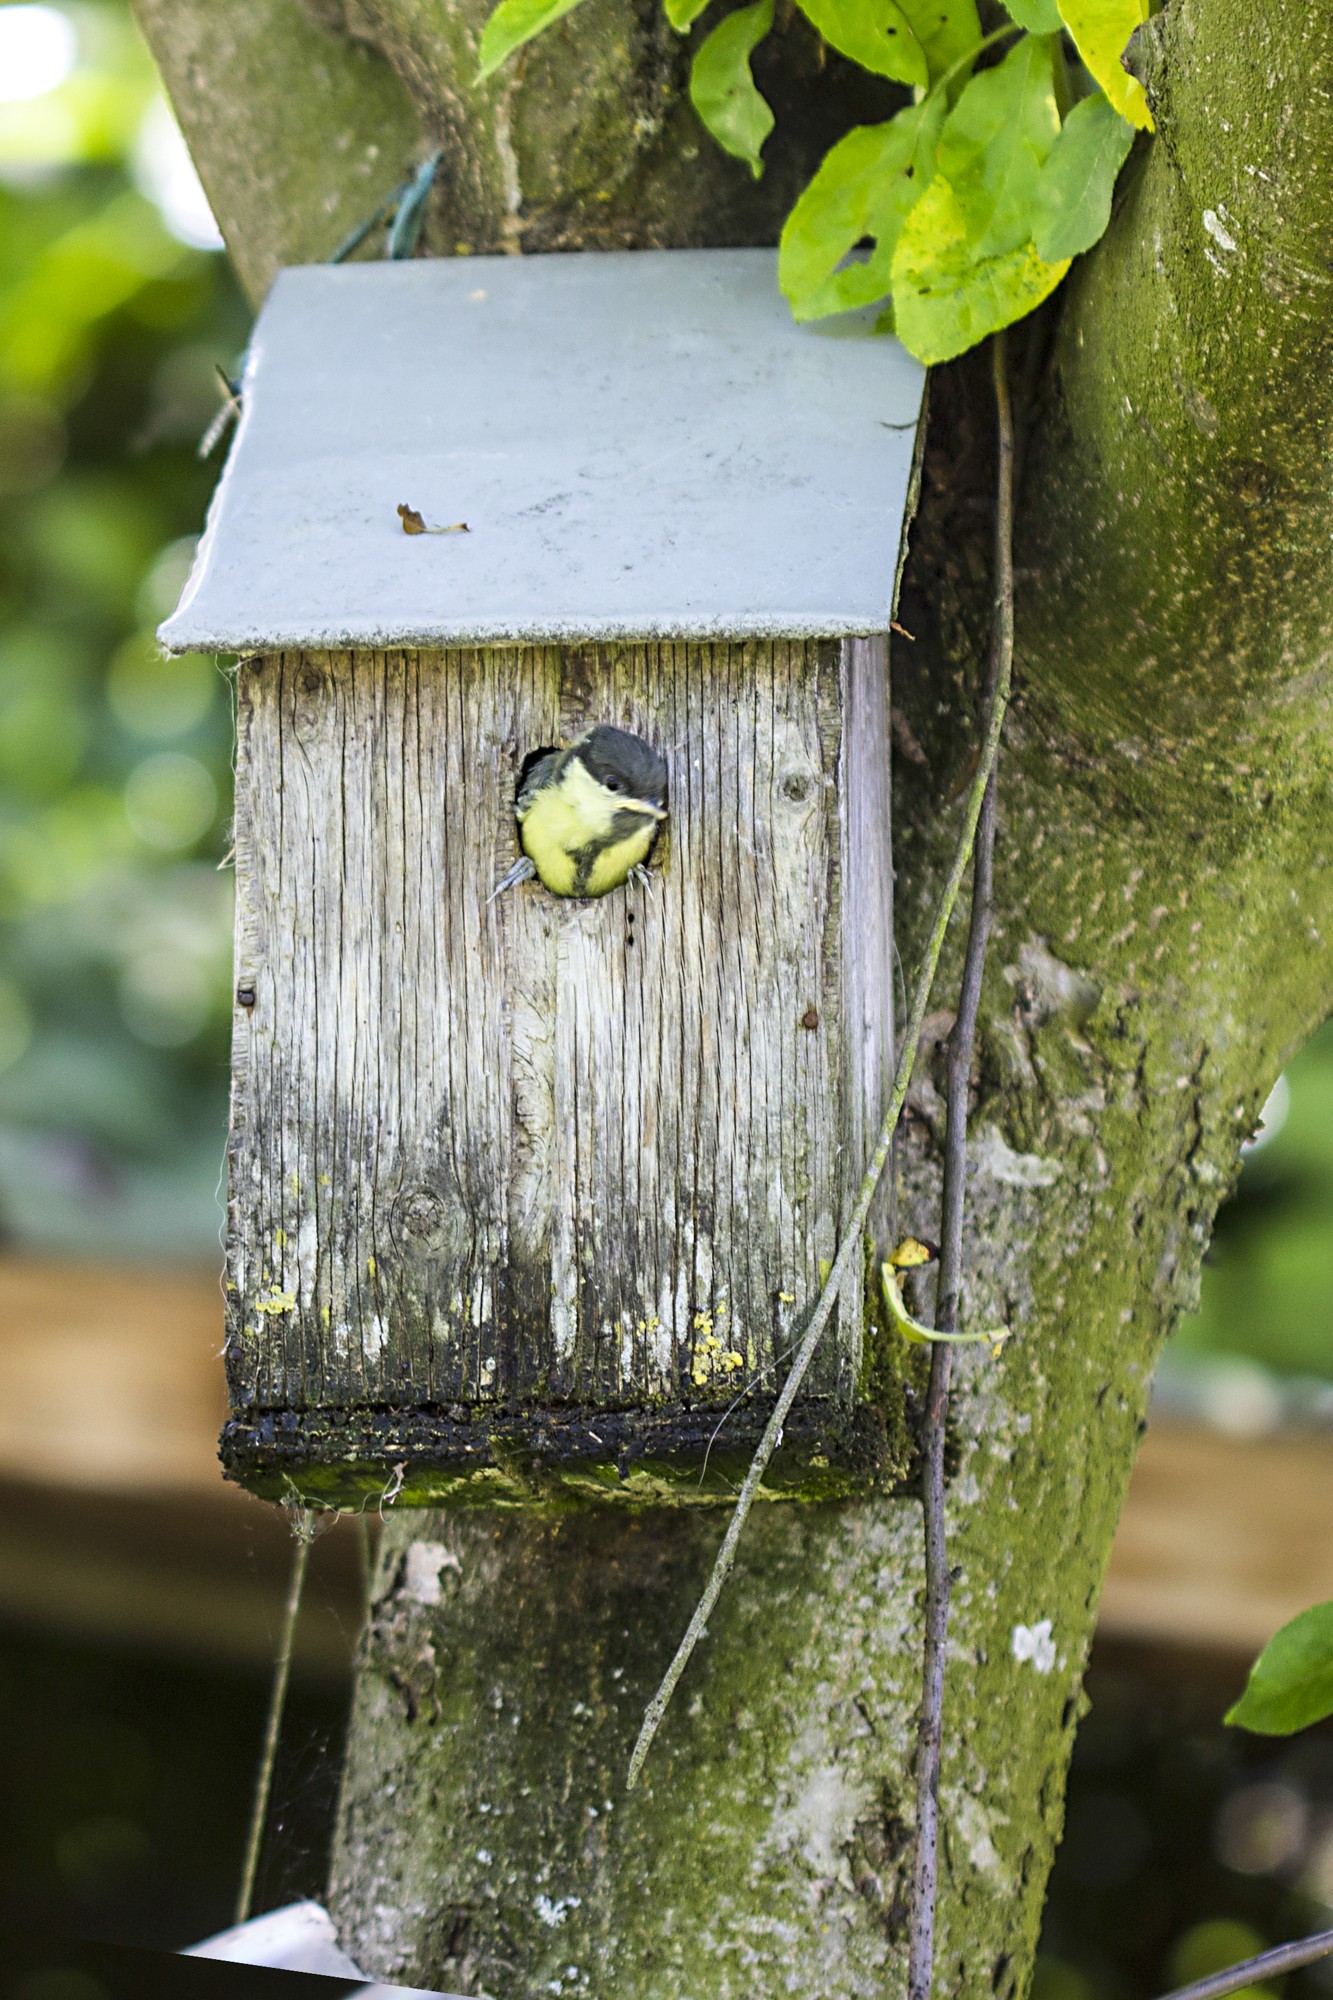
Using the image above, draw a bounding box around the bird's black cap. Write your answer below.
[574,726,668,809]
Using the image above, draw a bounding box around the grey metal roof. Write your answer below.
[159,249,924,654]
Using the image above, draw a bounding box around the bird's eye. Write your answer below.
[605,776,622,792]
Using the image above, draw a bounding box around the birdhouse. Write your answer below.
[160,249,924,1509]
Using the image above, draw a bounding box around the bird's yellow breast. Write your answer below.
[518,757,658,898]
[583,818,658,895]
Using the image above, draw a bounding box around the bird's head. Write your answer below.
[572,726,668,819]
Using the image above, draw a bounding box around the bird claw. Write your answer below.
[629,864,653,891]
[488,857,536,902]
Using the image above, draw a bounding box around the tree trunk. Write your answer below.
[136,0,1333,1993]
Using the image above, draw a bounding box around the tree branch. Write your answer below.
[132,0,423,304]
[134,0,901,301]
[235,1513,311,1925]
[1152,1926,1333,2000]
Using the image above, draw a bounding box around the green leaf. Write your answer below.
[890,175,1069,363]
[689,0,776,178]
[664,0,713,32]
[1001,0,1062,29]
[794,0,927,87]
[1057,0,1154,131]
[779,98,943,321]
[897,0,982,84]
[936,31,1060,260]
[475,0,588,79]
[1226,1601,1333,1737]
[1031,90,1134,261]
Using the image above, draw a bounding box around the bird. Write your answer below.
[490,725,668,900]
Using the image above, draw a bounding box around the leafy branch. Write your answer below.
[474,0,1151,362]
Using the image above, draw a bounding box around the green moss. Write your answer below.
[222,1391,905,1513]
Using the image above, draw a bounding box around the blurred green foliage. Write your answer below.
[1176,1024,1333,1385]
[1037,1659,1333,2000]
[0,0,248,1260]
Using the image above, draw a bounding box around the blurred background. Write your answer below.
[0,3,1329,1993]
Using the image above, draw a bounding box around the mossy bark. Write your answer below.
[134,0,899,303]
[137,0,1333,1993]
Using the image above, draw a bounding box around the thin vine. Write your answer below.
[907,327,1014,2000]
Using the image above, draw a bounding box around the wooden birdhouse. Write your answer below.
[160,249,924,1508]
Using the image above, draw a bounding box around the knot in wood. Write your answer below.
[391,1185,452,1253]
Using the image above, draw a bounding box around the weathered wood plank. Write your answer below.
[224,638,897,1501]
[840,634,896,1396]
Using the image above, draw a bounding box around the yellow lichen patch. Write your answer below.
[367,1255,377,1276]
[690,1320,747,1386]
[274,1229,287,1249]
[253,1287,298,1316]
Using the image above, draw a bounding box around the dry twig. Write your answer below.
[1151,1927,1333,2000]
[235,1508,313,1925]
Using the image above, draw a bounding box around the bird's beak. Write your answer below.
[627,799,668,821]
